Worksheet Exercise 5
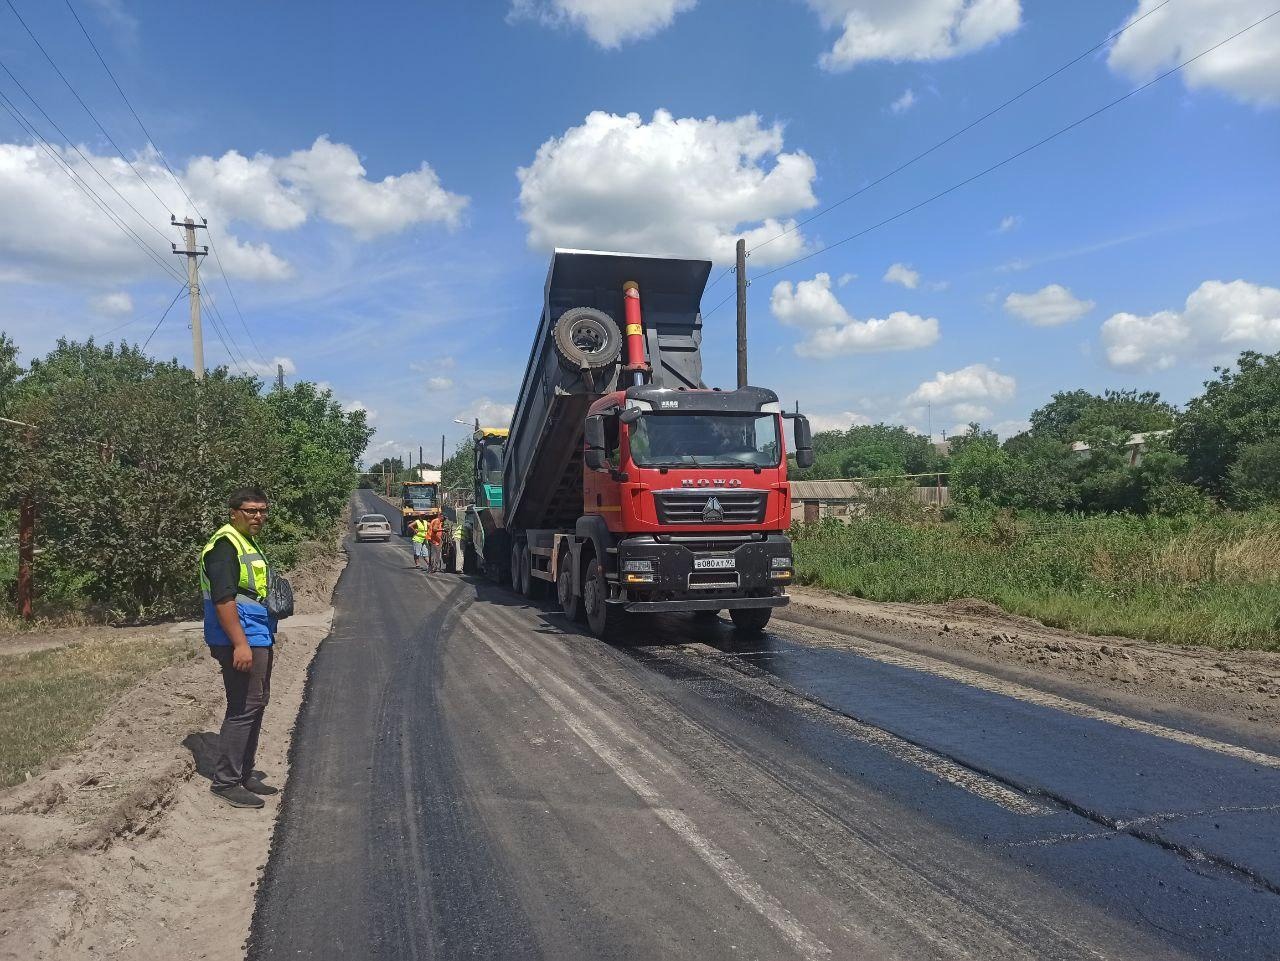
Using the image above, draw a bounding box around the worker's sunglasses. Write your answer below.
[236,507,270,516]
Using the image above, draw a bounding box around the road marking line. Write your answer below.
[787,626,1280,770]
[472,624,831,961]
[652,646,1051,817]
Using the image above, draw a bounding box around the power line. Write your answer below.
[142,281,190,351]
[709,8,1280,312]
[199,289,250,375]
[3,0,174,216]
[704,0,1179,295]
[0,88,185,283]
[0,55,175,250]
[60,0,269,363]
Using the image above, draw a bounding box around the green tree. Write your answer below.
[1228,438,1280,507]
[1175,351,1280,496]
[1029,388,1176,440]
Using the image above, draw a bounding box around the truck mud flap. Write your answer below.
[624,595,789,614]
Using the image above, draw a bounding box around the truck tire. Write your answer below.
[443,541,457,574]
[511,543,524,594]
[583,557,624,639]
[557,554,581,622]
[552,307,622,371]
[729,608,772,633]
[463,541,478,576]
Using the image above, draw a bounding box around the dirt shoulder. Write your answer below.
[783,587,1280,730]
[0,532,347,961]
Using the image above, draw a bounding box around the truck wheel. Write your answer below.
[511,543,524,594]
[463,541,478,576]
[521,545,545,600]
[729,608,772,633]
[552,307,622,371]
[557,556,580,622]
[583,557,623,639]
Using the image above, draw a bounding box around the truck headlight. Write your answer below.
[622,559,654,573]
[770,557,793,569]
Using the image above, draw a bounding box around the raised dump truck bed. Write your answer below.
[503,249,712,535]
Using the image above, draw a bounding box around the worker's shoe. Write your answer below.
[242,775,279,796]
[210,784,265,809]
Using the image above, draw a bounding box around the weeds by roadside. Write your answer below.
[791,508,1280,651]
[0,636,197,788]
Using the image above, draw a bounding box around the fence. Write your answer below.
[791,474,950,524]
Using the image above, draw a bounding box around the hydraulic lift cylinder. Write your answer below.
[623,281,647,386]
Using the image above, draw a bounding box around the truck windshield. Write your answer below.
[629,413,780,468]
[405,488,436,506]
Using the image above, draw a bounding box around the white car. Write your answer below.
[355,513,392,542]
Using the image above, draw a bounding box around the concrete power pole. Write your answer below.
[171,216,209,379]
[276,363,285,392]
[735,238,748,388]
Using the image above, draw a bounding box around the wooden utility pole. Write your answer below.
[276,363,285,392]
[17,495,34,620]
[736,238,748,389]
[171,216,208,378]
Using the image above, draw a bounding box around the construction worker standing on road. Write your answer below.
[409,515,431,568]
[199,487,279,810]
[427,509,444,573]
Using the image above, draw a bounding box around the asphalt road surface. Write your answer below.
[248,491,1280,960]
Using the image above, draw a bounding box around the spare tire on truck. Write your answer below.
[552,307,622,371]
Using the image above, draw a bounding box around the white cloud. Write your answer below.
[1108,0,1280,107]
[215,234,293,282]
[1004,284,1095,326]
[993,418,1032,439]
[883,262,921,289]
[907,363,1016,405]
[807,0,1021,70]
[998,214,1021,232]
[242,356,296,379]
[456,398,516,428]
[1102,279,1280,370]
[838,272,857,287]
[517,109,818,266]
[771,273,940,357]
[427,377,454,391]
[950,402,993,421]
[807,410,874,432]
[890,88,918,113]
[90,291,133,317]
[510,0,696,47]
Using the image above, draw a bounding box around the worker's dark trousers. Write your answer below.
[209,646,273,790]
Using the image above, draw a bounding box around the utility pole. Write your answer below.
[419,445,424,473]
[17,494,34,620]
[276,363,285,392]
[171,216,208,379]
[440,434,445,471]
[735,238,748,389]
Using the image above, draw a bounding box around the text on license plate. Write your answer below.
[694,557,735,570]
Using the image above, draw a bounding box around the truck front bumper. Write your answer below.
[613,533,792,611]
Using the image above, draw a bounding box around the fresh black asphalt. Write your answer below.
[247,491,1280,960]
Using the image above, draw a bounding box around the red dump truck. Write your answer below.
[486,249,814,638]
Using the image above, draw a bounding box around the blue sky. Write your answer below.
[0,0,1277,462]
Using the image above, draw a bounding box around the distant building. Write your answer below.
[1070,430,1172,467]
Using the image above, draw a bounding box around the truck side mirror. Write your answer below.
[584,415,607,472]
[792,415,815,469]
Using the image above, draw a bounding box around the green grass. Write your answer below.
[0,636,196,788]
[791,509,1280,650]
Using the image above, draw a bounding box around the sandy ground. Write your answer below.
[0,535,346,961]
[784,587,1280,729]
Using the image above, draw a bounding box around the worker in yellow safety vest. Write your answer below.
[409,516,431,568]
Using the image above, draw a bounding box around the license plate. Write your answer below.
[694,557,735,570]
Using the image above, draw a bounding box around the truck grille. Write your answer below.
[654,490,767,525]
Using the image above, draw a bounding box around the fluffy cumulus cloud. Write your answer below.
[950,402,994,421]
[0,136,466,285]
[1108,0,1280,106]
[1102,279,1280,370]
[90,291,133,317]
[510,0,696,47]
[517,110,818,266]
[992,418,1032,439]
[457,398,516,428]
[890,88,918,113]
[806,0,1021,70]
[883,262,920,289]
[771,272,940,357]
[907,363,1016,405]
[242,356,297,379]
[1004,284,1095,326]
[807,410,874,432]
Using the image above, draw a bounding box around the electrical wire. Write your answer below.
[60,0,268,364]
[199,289,250,375]
[706,8,1280,315]
[0,88,185,284]
[703,0,1179,296]
[141,282,190,351]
